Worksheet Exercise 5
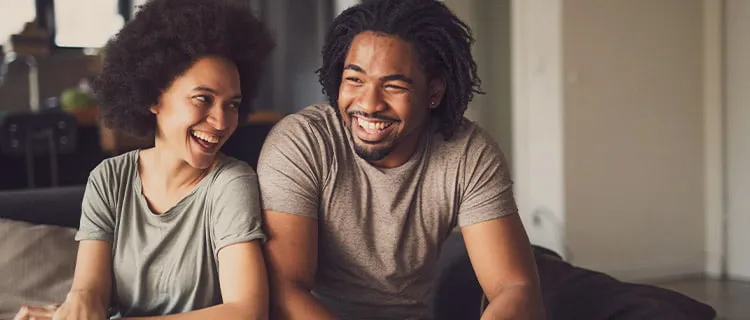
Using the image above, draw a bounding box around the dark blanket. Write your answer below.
[433,233,716,320]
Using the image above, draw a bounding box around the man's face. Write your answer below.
[337,31,444,168]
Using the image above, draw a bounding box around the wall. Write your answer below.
[255,0,332,113]
[725,0,750,280]
[510,0,567,255]
[442,0,512,164]
[702,0,724,279]
[562,0,705,280]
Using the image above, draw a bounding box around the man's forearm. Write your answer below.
[481,284,546,320]
[271,286,339,320]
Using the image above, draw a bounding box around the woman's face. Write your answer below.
[150,56,242,169]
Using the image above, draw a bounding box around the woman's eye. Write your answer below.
[194,95,212,105]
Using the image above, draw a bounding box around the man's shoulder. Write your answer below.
[264,104,344,153]
[272,104,339,134]
[297,103,339,121]
[434,118,500,153]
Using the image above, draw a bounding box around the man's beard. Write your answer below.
[352,139,396,161]
[340,109,399,162]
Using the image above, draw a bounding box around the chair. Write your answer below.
[0,110,78,188]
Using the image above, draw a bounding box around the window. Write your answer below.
[53,0,124,48]
[131,0,148,16]
[0,0,36,45]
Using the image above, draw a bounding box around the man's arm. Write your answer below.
[263,210,338,320]
[119,241,269,320]
[461,214,546,320]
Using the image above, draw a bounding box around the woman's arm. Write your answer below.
[19,240,114,320]
[120,241,269,320]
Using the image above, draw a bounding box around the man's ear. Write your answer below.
[428,77,446,109]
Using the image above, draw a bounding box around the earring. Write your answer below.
[430,101,436,106]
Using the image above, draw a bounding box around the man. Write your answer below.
[257,0,545,319]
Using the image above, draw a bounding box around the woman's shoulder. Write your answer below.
[210,155,258,185]
[88,150,139,184]
[204,156,259,205]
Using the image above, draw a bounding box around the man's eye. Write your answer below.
[346,77,363,84]
[385,85,408,92]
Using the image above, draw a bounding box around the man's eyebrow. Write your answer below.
[381,74,413,84]
[344,64,413,84]
[344,64,365,73]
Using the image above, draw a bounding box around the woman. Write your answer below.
[14,0,274,319]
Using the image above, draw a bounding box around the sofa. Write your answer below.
[0,186,717,320]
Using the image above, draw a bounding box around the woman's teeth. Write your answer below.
[192,131,219,144]
[358,118,391,131]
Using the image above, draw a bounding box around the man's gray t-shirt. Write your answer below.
[257,104,518,319]
[75,150,266,317]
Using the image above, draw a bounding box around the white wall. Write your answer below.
[451,1,708,280]
[511,0,567,255]
[702,0,725,278]
[445,0,566,254]
[562,0,705,280]
[725,0,750,280]
[442,0,513,164]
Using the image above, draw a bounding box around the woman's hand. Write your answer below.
[51,290,107,320]
[13,304,58,320]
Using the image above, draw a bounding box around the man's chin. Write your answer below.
[353,142,393,162]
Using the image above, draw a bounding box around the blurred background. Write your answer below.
[0,0,747,318]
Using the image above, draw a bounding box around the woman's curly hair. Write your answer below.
[93,0,274,137]
[316,0,483,140]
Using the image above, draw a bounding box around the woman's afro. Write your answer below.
[93,0,275,137]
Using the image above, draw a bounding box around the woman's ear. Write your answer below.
[149,104,159,115]
[428,77,446,109]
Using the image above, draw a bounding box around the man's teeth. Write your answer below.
[192,131,219,143]
[358,118,390,130]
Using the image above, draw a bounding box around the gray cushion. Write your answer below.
[0,218,77,320]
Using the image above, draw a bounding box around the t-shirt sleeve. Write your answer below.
[211,169,266,257]
[75,162,116,242]
[256,114,324,218]
[457,130,519,227]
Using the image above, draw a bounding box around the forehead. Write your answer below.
[344,31,423,79]
[177,56,240,89]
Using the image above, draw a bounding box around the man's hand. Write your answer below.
[13,304,58,320]
[52,290,108,320]
[480,285,540,320]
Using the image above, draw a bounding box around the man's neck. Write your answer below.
[368,121,430,169]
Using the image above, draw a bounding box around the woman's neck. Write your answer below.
[140,145,213,194]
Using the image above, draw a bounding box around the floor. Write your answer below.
[653,277,750,320]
